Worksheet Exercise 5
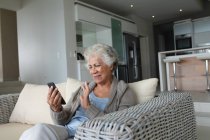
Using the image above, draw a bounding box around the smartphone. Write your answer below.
[47,82,66,104]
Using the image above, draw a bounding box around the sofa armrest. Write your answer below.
[75,91,196,140]
[0,93,19,124]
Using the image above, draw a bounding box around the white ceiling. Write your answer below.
[78,0,206,23]
[0,0,208,23]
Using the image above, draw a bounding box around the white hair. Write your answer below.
[84,43,119,70]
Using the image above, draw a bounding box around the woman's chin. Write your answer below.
[93,78,102,84]
[93,79,101,84]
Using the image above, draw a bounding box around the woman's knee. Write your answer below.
[33,123,49,133]
[20,123,49,140]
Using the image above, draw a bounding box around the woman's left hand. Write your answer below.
[80,82,91,109]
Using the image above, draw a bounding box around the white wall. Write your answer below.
[0,0,21,11]
[63,0,78,79]
[0,18,2,81]
[17,0,76,84]
[16,0,156,84]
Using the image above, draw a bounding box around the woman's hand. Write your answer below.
[80,82,91,109]
[47,87,62,112]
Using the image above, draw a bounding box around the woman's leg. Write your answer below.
[19,123,69,140]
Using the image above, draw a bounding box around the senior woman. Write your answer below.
[19,43,137,140]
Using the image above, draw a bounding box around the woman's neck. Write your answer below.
[94,77,113,98]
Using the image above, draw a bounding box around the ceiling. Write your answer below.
[0,0,208,24]
[78,0,207,23]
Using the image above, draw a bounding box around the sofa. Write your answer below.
[0,78,197,140]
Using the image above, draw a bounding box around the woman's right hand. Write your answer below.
[47,87,62,112]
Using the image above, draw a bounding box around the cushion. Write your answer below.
[129,78,158,103]
[0,123,33,140]
[65,78,82,102]
[9,83,66,125]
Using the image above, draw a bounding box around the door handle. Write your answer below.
[134,66,138,79]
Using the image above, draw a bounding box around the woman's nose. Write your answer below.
[91,68,97,73]
[89,67,96,74]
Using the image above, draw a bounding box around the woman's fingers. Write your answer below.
[81,81,90,97]
[53,92,61,105]
[47,88,62,112]
[47,86,54,101]
[80,82,91,109]
[51,88,59,99]
[80,95,83,105]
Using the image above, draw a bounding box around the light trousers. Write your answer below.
[19,123,70,140]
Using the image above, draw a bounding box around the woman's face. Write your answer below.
[88,55,113,84]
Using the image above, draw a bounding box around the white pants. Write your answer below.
[19,123,70,140]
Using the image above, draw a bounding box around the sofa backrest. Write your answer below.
[65,78,158,103]
[9,77,158,125]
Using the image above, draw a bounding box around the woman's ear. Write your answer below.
[111,62,117,71]
[110,65,114,71]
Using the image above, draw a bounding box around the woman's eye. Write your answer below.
[88,66,92,70]
[95,64,101,67]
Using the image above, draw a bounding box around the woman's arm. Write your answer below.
[50,87,81,125]
[50,107,71,125]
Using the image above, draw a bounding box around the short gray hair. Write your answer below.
[84,43,119,70]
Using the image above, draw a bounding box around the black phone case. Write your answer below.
[47,82,66,104]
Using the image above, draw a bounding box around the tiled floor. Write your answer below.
[197,125,210,140]
[190,90,210,102]
[185,90,210,140]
